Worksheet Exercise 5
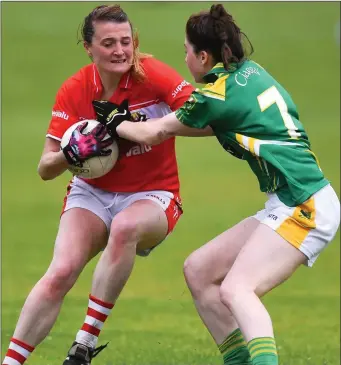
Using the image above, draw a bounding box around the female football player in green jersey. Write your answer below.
[94,4,340,365]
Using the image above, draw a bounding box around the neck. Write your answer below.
[97,67,122,99]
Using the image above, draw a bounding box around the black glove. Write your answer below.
[92,99,132,138]
[131,111,148,122]
[62,122,113,167]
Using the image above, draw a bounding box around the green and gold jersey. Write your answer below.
[175,60,329,207]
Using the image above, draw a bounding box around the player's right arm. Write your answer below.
[37,138,69,180]
[38,78,81,180]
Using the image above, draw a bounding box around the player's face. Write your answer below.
[87,21,134,75]
[184,37,207,83]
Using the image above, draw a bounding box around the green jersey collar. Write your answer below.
[203,62,240,83]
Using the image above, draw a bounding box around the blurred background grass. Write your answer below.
[1,2,340,364]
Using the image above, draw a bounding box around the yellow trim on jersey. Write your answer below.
[236,133,243,145]
[200,91,225,101]
[248,137,257,155]
[306,149,322,171]
[212,62,224,70]
[201,75,229,101]
[235,133,259,157]
[276,197,316,248]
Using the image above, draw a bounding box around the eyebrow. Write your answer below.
[101,36,131,42]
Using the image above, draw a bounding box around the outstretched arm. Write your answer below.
[116,112,213,145]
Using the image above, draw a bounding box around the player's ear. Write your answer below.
[199,50,209,65]
[83,42,93,58]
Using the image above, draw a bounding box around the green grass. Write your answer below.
[1,2,340,365]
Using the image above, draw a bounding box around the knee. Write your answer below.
[109,217,139,247]
[183,253,208,299]
[219,277,248,308]
[41,263,79,300]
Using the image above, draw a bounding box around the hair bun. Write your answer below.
[210,4,227,20]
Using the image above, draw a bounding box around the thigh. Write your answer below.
[49,208,108,274]
[113,190,183,255]
[111,199,169,254]
[62,177,114,232]
[255,184,340,267]
[223,223,307,296]
[186,217,260,285]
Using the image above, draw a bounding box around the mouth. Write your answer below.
[110,59,126,64]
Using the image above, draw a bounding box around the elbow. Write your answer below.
[37,164,53,181]
[38,169,50,181]
[144,135,163,146]
[145,129,171,146]
[39,174,52,181]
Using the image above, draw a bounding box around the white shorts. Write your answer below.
[61,177,183,256]
[253,184,340,267]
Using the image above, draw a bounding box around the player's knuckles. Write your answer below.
[102,140,112,148]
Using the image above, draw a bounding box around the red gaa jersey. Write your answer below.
[47,57,194,194]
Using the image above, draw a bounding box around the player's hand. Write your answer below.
[62,122,113,167]
[92,99,132,138]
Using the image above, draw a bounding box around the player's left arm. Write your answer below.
[146,117,214,137]
[117,112,204,145]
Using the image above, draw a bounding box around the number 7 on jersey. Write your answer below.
[257,85,301,138]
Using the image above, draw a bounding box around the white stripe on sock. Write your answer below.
[84,315,104,329]
[3,356,22,365]
[88,299,111,315]
[9,342,31,358]
[75,330,98,349]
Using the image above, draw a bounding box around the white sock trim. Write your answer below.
[9,342,31,358]
[3,356,22,365]
[75,330,98,348]
[88,299,111,316]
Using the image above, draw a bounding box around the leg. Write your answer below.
[71,199,169,353]
[2,208,107,365]
[220,223,307,341]
[219,223,306,364]
[12,209,107,345]
[91,199,168,302]
[218,185,340,364]
[183,217,260,344]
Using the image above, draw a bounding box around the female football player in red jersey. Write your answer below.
[1,5,212,365]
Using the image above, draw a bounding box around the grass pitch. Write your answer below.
[1,2,340,364]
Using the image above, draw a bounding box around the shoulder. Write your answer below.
[57,64,93,97]
[200,74,230,102]
[141,57,183,81]
[142,56,175,71]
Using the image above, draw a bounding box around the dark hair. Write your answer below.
[80,4,151,81]
[81,4,131,44]
[186,4,254,70]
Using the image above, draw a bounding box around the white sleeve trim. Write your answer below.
[46,134,62,142]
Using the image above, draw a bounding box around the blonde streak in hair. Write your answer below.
[131,30,152,82]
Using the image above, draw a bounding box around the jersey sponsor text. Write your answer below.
[235,66,261,87]
[172,80,191,98]
[126,144,152,157]
[52,110,69,120]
